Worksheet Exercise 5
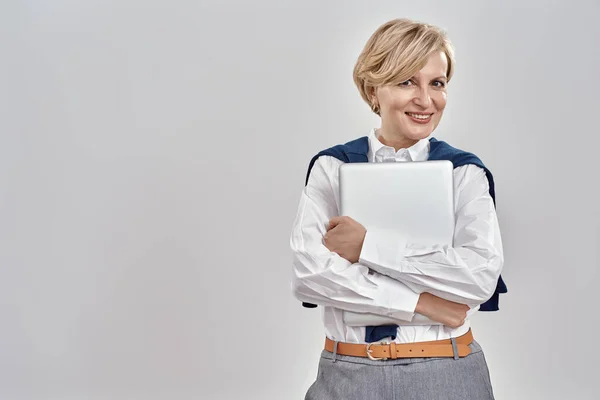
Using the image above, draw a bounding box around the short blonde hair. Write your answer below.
[353,18,455,115]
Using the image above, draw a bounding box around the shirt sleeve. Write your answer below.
[358,164,504,307]
[290,156,421,322]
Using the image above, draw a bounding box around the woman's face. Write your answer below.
[373,51,448,141]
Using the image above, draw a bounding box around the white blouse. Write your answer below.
[289,129,504,344]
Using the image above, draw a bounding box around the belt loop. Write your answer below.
[451,337,459,360]
[332,340,339,363]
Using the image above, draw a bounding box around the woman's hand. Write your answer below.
[415,292,470,329]
[323,216,367,264]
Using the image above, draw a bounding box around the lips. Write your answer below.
[405,112,433,124]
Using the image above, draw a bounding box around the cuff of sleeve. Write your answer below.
[368,272,420,322]
[359,227,409,272]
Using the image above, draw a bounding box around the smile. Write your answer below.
[406,112,433,123]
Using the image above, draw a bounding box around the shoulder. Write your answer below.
[314,136,369,160]
[303,156,343,202]
[429,138,493,186]
[453,164,489,190]
[429,137,485,166]
[431,137,496,200]
[304,136,368,185]
[311,154,344,174]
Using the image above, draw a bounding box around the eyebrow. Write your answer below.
[411,75,447,82]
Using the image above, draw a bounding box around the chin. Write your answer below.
[405,129,433,140]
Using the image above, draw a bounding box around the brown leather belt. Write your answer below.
[325,328,473,360]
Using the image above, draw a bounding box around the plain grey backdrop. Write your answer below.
[1,0,599,399]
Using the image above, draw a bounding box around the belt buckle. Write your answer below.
[366,341,389,361]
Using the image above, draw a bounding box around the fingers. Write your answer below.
[328,216,346,230]
[323,225,338,241]
[327,217,338,230]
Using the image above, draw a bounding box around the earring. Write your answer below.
[371,100,380,114]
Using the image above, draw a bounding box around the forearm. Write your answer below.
[361,241,504,306]
[291,246,420,321]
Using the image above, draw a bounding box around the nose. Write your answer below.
[413,86,432,108]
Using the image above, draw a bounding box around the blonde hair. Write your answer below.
[353,18,455,115]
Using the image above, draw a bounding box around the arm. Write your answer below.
[344,292,478,327]
[343,310,442,327]
[290,155,421,322]
[358,164,504,307]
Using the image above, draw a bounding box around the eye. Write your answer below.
[399,79,413,86]
[432,80,446,87]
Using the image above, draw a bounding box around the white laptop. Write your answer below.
[338,160,456,327]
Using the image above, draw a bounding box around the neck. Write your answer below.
[375,127,419,152]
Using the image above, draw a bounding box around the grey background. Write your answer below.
[1,0,599,399]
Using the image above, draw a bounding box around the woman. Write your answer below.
[290,18,505,399]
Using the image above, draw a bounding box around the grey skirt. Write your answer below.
[305,339,494,400]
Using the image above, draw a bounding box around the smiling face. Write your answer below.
[372,51,448,147]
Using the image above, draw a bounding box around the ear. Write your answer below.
[369,86,377,101]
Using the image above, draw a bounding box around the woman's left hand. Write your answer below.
[323,216,367,263]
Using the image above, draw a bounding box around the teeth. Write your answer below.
[407,113,432,120]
